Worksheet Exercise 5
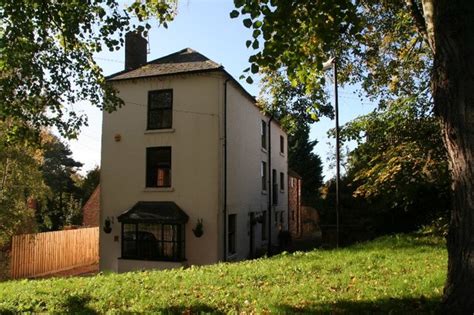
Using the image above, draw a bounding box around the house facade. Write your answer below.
[100,32,288,272]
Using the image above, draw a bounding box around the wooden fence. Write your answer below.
[10,227,99,279]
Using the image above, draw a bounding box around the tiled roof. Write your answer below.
[107,48,223,81]
[288,169,303,179]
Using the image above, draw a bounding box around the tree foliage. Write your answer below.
[233,1,474,310]
[258,71,328,206]
[0,0,176,140]
[0,121,49,248]
[259,70,333,132]
[338,99,450,232]
[231,0,361,90]
[342,99,449,209]
[288,125,324,207]
[37,135,83,230]
[232,0,430,107]
[77,166,100,207]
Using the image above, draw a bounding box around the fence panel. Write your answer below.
[10,227,99,279]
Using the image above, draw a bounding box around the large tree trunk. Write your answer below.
[430,0,474,313]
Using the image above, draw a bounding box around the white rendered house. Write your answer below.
[100,32,288,272]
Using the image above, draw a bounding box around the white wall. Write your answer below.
[226,82,288,260]
[100,73,222,272]
[100,71,288,271]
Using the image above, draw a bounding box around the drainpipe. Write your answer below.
[223,78,230,261]
[267,115,274,254]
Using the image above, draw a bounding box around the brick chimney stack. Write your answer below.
[125,28,147,70]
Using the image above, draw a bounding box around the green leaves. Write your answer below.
[339,99,449,214]
[230,10,240,18]
[251,63,259,74]
[243,18,253,28]
[232,0,363,91]
[252,40,259,49]
[0,0,177,140]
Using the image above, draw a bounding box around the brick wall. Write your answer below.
[288,173,302,239]
[288,172,320,240]
[82,185,100,227]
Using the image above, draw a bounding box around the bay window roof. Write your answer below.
[117,201,189,224]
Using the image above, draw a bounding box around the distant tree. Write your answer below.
[338,99,450,231]
[259,70,332,133]
[37,136,83,230]
[258,71,328,206]
[288,125,324,207]
[77,166,100,206]
[0,120,49,247]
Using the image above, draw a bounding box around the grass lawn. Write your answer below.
[0,233,446,314]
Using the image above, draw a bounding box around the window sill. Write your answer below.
[261,147,268,153]
[261,190,268,195]
[144,128,175,134]
[144,187,175,192]
[280,152,285,157]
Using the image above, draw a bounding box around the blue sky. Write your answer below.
[68,0,376,180]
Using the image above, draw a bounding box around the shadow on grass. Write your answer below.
[273,296,442,314]
[152,303,224,314]
[61,295,97,314]
[348,233,446,252]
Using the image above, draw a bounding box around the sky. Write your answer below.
[67,0,377,180]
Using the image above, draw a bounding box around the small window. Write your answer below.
[261,161,267,191]
[261,211,267,241]
[148,90,173,130]
[261,120,267,149]
[280,172,284,191]
[228,214,236,255]
[146,147,171,187]
[280,135,284,154]
[122,222,185,261]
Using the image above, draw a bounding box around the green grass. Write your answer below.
[0,234,446,314]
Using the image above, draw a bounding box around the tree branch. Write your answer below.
[405,0,435,53]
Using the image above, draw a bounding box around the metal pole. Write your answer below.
[333,59,340,248]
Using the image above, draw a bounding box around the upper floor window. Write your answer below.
[261,161,267,191]
[148,90,173,130]
[261,120,267,149]
[280,135,284,154]
[146,147,171,187]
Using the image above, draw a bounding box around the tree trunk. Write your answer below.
[431,1,474,313]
